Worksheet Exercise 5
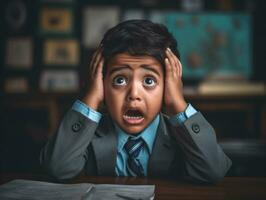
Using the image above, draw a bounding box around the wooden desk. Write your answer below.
[1,174,266,200]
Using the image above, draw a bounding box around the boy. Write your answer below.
[40,20,231,183]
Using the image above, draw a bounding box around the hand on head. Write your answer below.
[82,46,188,116]
[82,45,105,110]
[163,47,187,116]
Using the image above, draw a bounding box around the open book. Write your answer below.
[0,179,155,200]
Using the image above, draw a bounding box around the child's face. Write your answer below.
[104,53,164,134]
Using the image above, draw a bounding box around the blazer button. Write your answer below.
[191,123,200,133]
[72,122,82,132]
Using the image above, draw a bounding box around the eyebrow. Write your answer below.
[141,65,161,76]
[109,66,129,75]
[109,65,161,76]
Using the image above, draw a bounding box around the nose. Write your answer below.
[126,81,141,102]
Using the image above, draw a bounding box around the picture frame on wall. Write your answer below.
[82,6,120,48]
[122,10,146,21]
[40,6,73,35]
[5,37,33,69]
[4,77,29,93]
[43,39,79,66]
[39,70,79,92]
[4,0,28,33]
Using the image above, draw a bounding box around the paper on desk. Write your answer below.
[0,179,155,200]
[0,179,92,200]
[83,184,155,200]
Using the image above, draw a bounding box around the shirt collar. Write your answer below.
[115,115,160,154]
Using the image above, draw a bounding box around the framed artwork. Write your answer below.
[148,12,252,80]
[4,0,27,32]
[122,10,145,21]
[149,11,167,24]
[40,6,73,35]
[164,13,252,80]
[4,77,29,93]
[40,70,79,92]
[82,6,120,48]
[43,39,79,66]
[5,37,33,69]
[181,0,204,11]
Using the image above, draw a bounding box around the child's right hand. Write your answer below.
[82,46,104,111]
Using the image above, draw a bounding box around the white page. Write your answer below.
[84,184,155,200]
[0,179,93,200]
[0,179,155,200]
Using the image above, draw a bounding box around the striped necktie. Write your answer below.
[124,137,145,177]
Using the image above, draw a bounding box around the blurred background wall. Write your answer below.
[0,0,266,176]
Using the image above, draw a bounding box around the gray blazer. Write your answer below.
[40,109,231,183]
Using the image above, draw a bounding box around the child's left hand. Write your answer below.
[164,48,187,116]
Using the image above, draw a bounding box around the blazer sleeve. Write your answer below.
[171,112,232,183]
[40,109,99,180]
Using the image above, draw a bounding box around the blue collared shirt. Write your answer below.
[72,100,197,176]
[114,115,159,176]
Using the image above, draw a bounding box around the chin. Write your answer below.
[120,125,146,135]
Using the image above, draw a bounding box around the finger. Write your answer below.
[96,57,104,77]
[168,48,180,77]
[93,49,103,69]
[165,57,172,80]
[90,47,101,67]
[177,59,182,77]
[89,53,98,79]
[91,49,103,77]
[168,48,178,65]
[90,47,102,76]
[166,48,177,77]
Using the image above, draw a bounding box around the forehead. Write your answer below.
[106,53,163,74]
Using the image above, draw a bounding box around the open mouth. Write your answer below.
[123,109,144,125]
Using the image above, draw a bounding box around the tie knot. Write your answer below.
[124,137,144,157]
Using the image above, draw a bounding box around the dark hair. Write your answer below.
[101,19,180,71]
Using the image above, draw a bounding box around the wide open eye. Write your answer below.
[113,76,127,86]
[143,77,156,87]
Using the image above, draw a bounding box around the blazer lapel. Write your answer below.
[148,114,176,177]
[92,115,117,176]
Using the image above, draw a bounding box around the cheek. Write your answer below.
[104,84,113,105]
[104,83,123,112]
[152,83,164,98]
[103,78,114,97]
[147,86,164,108]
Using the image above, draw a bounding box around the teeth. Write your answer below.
[124,115,143,119]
